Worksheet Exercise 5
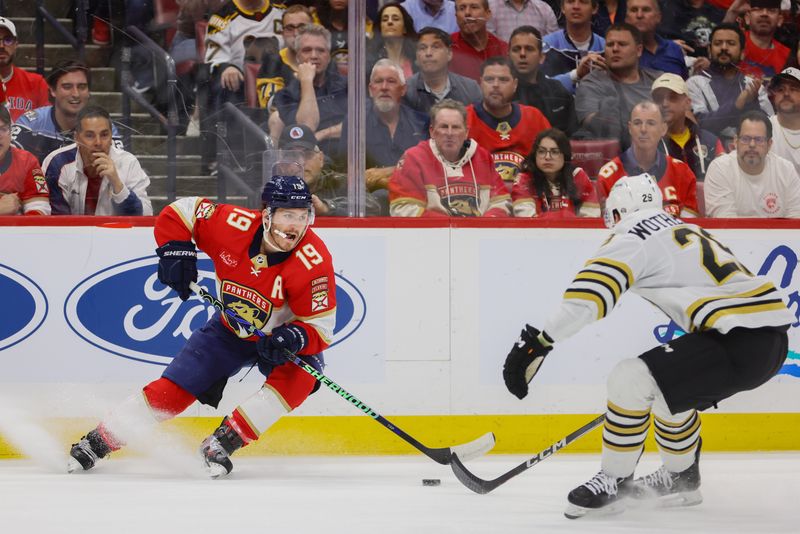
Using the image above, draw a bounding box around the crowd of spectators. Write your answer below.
[3,0,800,219]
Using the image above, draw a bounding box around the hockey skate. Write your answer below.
[632,440,702,507]
[67,429,113,473]
[564,471,633,519]
[200,417,244,478]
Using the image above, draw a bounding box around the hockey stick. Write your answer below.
[450,414,605,494]
[189,282,496,464]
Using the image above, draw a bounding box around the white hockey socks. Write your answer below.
[227,384,291,444]
[653,410,701,473]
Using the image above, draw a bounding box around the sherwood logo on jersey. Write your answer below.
[654,244,800,378]
[64,256,366,366]
[0,264,48,352]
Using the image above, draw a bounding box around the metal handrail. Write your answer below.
[124,25,179,203]
[35,0,87,74]
[216,101,273,206]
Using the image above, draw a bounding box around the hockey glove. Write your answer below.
[503,325,553,400]
[257,324,308,367]
[156,240,198,301]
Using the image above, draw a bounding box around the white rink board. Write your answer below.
[0,224,799,417]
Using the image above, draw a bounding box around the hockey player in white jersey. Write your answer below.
[502,173,793,519]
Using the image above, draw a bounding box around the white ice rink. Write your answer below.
[1,451,797,534]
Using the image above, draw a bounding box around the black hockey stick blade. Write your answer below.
[450,414,605,494]
[189,282,496,464]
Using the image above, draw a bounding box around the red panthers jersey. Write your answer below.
[597,155,699,217]
[466,102,551,187]
[155,197,337,354]
[1,68,50,121]
[0,147,49,215]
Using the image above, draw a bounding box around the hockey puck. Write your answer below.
[422,478,441,486]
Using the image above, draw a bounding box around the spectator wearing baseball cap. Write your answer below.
[768,67,800,175]
[279,123,386,216]
[651,73,724,181]
[0,17,50,121]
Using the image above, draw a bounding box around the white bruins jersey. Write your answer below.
[544,208,794,341]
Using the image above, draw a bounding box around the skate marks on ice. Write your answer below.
[0,453,797,533]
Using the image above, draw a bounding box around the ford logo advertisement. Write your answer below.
[0,264,48,351]
[64,256,366,365]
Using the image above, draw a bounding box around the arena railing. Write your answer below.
[35,0,88,74]
[121,25,179,204]
[217,101,274,208]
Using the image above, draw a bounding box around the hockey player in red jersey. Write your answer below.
[68,172,337,477]
[503,174,792,519]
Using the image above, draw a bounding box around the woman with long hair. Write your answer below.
[512,128,601,218]
[367,2,418,79]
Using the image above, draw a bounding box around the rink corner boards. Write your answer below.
[2,413,799,459]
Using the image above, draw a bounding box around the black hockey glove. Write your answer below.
[156,240,198,301]
[257,324,308,367]
[503,325,553,400]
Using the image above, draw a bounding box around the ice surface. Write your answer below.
[0,452,797,533]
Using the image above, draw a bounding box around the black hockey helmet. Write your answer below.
[261,174,312,210]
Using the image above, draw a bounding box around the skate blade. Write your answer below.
[203,461,230,479]
[66,457,84,473]
[564,500,626,520]
[656,489,703,508]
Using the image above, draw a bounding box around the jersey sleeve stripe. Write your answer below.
[564,288,607,320]
[575,270,623,303]
[687,282,776,324]
[699,300,788,331]
[586,258,633,289]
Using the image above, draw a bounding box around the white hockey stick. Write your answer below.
[189,282,496,464]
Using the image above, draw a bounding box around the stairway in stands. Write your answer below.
[5,0,213,214]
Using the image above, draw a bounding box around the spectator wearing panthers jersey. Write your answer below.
[651,73,724,181]
[256,5,314,109]
[389,98,510,217]
[512,128,600,218]
[0,17,49,121]
[43,105,152,216]
[597,101,699,217]
[12,60,123,164]
[509,26,578,135]
[0,106,49,215]
[704,110,800,218]
[466,57,551,189]
[450,0,509,81]
[403,27,482,115]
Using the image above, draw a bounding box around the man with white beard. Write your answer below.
[338,59,427,194]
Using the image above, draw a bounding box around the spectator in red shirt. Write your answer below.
[0,17,49,121]
[597,100,699,217]
[742,0,789,78]
[512,128,600,218]
[450,0,509,81]
[0,106,49,215]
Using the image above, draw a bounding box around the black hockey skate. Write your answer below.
[564,471,633,519]
[200,417,244,478]
[67,429,113,473]
[632,439,702,507]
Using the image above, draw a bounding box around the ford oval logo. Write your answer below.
[64,256,366,365]
[0,264,48,351]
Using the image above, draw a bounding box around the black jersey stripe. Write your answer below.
[565,288,608,319]
[698,299,786,331]
[687,283,776,325]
